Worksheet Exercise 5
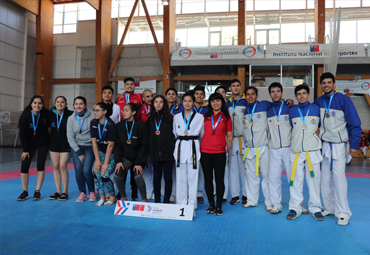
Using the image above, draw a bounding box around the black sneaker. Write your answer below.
[116,192,121,200]
[49,192,61,200]
[131,196,139,201]
[222,199,227,204]
[215,207,223,216]
[17,190,29,201]
[33,190,41,201]
[229,196,240,205]
[242,196,248,205]
[287,210,299,220]
[197,196,204,203]
[312,212,324,221]
[206,205,215,214]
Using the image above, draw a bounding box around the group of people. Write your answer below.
[17,72,362,225]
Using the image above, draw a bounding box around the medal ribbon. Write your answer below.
[154,116,163,131]
[170,104,176,114]
[31,112,41,134]
[324,93,335,115]
[297,104,311,126]
[232,95,242,114]
[56,112,64,131]
[144,104,150,114]
[272,101,284,121]
[184,111,193,133]
[193,105,203,114]
[247,102,257,122]
[125,93,130,103]
[76,111,86,133]
[211,112,223,133]
[98,119,108,141]
[125,120,135,141]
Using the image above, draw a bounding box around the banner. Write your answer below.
[266,44,365,59]
[336,80,370,94]
[0,111,10,123]
[114,200,194,221]
[172,45,265,61]
[118,79,156,94]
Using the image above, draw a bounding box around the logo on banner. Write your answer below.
[2,113,9,122]
[257,45,264,54]
[179,48,192,59]
[361,82,370,90]
[210,55,223,59]
[115,200,130,215]
[310,45,320,52]
[243,46,256,57]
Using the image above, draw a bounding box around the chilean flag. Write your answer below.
[310,45,319,52]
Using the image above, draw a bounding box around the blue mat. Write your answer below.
[1,170,370,255]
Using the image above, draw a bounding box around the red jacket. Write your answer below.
[115,92,143,120]
[359,139,369,147]
[140,103,151,123]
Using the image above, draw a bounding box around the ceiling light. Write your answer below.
[185,20,202,26]
[162,0,169,5]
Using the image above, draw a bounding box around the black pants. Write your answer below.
[115,168,146,200]
[153,160,174,203]
[21,144,49,174]
[201,152,226,207]
[119,169,138,199]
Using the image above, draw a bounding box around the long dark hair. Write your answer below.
[147,95,173,123]
[96,102,113,117]
[205,93,229,118]
[18,95,44,127]
[125,103,141,117]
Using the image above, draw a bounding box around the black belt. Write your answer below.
[177,135,199,169]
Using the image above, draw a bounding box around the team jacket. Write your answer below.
[243,100,271,148]
[226,95,248,137]
[49,106,73,149]
[170,103,184,115]
[267,101,292,149]
[193,102,208,114]
[19,108,50,152]
[140,103,151,123]
[314,92,362,150]
[115,92,143,120]
[289,102,321,154]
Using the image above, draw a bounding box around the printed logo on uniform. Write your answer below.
[284,116,289,121]
[330,111,335,117]
[256,113,261,119]
[51,122,56,127]
[310,119,316,125]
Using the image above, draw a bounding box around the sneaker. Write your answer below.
[230,196,240,205]
[89,192,96,202]
[120,197,127,201]
[142,200,149,202]
[312,212,324,221]
[131,196,139,201]
[243,202,256,208]
[270,208,282,214]
[242,196,248,205]
[222,199,227,204]
[59,193,69,201]
[33,190,41,200]
[302,207,309,215]
[49,192,61,200]
[266,205,273,212]
[170,195,175,203]
[321,209,334,216]
[116,192,121,200]
[197,196,204,203]
[17,190,29,201]
[206,205,215,214]
[215,207,223,216]
[287,210,299,220]
[76,192,87,202]
[146,192,153,200]
[337,218,349,226]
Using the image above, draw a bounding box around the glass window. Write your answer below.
[155,30,164,43]
[54,5,64,13]
[230,0,238,11]
[54,11,63,25]
[111,7,119,18]
[139,0,157,16]
[129,31,148,44]
[54,25,63,34]
[64,3,77,12]
[281,23,305,43]
[79,10,96,21]
[269,30,279,44]
[187,28,208,46]
[339,20,356,43]
[221,26,237,45]
[325,0,334,8]
[255,0,279,11]
[251,65,281,87]
[64,11,77,24]
[305,22,315,42]
[210,32,221,46]
[335,0,360,7]
[182,0,204,14]
[358,20,370,43]
[175,29,187,46]
[63,24,77,33]
[246,25,254,44]
[255,24,280,29]
[282,65,313,87]
[120,0,138,17]
[307,0,314,9]
[364,0,370,7]
[256,30,267,45]
[246,0,254,11]
[206,0,229,13]
[281,0,306,10]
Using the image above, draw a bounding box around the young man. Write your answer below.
[141,89,153,123]
[215,85,227,100]
[226,80,248,205]
[166,88,183,115]
[115,77,143,120]
[242,86,272,210]
[101,86,121,124]
[287,84,323,221]
[314,72,361,225]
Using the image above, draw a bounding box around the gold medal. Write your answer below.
[303,125,307,130]
[99,140,102,144]
[326,113,330,118]
[275,121,280,126]
[79,130,82,134]
[232,113,236,117]
[33,131,36,135]
[155,130,160,136]
[249,121,253,126]
[127,140,131,144]
[184,131,188,136]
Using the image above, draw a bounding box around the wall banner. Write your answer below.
[118,79,156,94]
[336,80,370,94]
[0,111,10,123]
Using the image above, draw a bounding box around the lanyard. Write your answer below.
[76,111,86,133]
[98,119,108,141]
[247,102,257,122]
[125,120,135,141]
[125,93,130,103]
[324,93,335,114]
[155,116,163,131]
[297,104,311,126]
[272,102,284,121]
[31,112,40,135]
[56,112,64,131]
[144,104,150,114]
[170,104,176,113]
[232,95,242,113]
[211,112,223,133]
[184,111,193,132]
[193,105,203,114]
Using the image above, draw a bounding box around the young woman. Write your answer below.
[114,103,148,201]
[48,96,73,200]
[67,96,96,202]
[173,94,204,209]
[147,95,176,203]
[200,93,232,216]
[90,102,117,206]
[18,96,50,201]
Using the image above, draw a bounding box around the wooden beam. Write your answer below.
[364,94,370,108]
[36,0,54,109]
[141,0,163,67]
[52,78,96,84]
[108,0,139,78]
[86,0,99,11]
[315,65,324,99]
[336,75,370,80]
[238,0,246,92]
[175,76,237,81]
[10,0,39,15]
[96,0,111,103]
[162,0,176,93]
[110,76,163,82]
[314,0,325,43]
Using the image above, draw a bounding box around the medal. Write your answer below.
[57,129,59,133]
[324,93,335,120]
[76,111,86,135]
[98,118,108,144]
[79,130,82,134]
[99,140,102,144]
[211,112,223,135]
[232,95,242,118]
[127,140,132,144]
[184,131,188,136]
[303,125,307,130]
[183,111,193,137]
[232,113,236,117]
[126,120,135,144]
[212,131,214,135]
[249,121,253,126]
[31,112,40,136]
[326,113,330,118]
[247,102,257,127]
[154,116,163,136]
[297,104,311,131]
[33,131,36,135]
[275,121,280,126]
[155,130,160,135]
[273,101,284,127]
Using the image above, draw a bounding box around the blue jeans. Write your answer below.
[71,146,95,194]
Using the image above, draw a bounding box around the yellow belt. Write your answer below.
[243,147,260,176]
[289,151,315,186]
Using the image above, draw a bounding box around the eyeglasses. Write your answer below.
[94,109,104,112]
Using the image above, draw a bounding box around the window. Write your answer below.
[206,0,229,13]
[307,0,314,9]
[175,29,187,46]
[364,0,370,7]
[281,0,306,10]
[187,28,208,46]
[255,0,279,11]
[281,23,305,43]
[139,0,158,16]
[221,26,238,45]
[339,20,356,43]
[182,0,204,14]
[78,3,96,21]
[53,3,77,34]
[358,20,370,43]
[335,0,360,8]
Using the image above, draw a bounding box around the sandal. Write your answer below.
[59,193,68,201]
[104,199,116,205]
[96,199,105,206]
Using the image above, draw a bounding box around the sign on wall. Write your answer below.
[0,111,10,123]
[118,79,156,94]
[172,45,265,61]
[114,200,194,221]
[336,79,370,94]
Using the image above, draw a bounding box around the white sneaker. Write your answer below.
[322,209,334,216]
[270,208,282,214]
[146,192,152,200]
[337,218,349,225]
[266,205,272,212]
[170,195,175,203]
[302,207,309,214]
[243,202,257,208]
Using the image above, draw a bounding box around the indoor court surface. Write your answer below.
[1,148,370,255]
